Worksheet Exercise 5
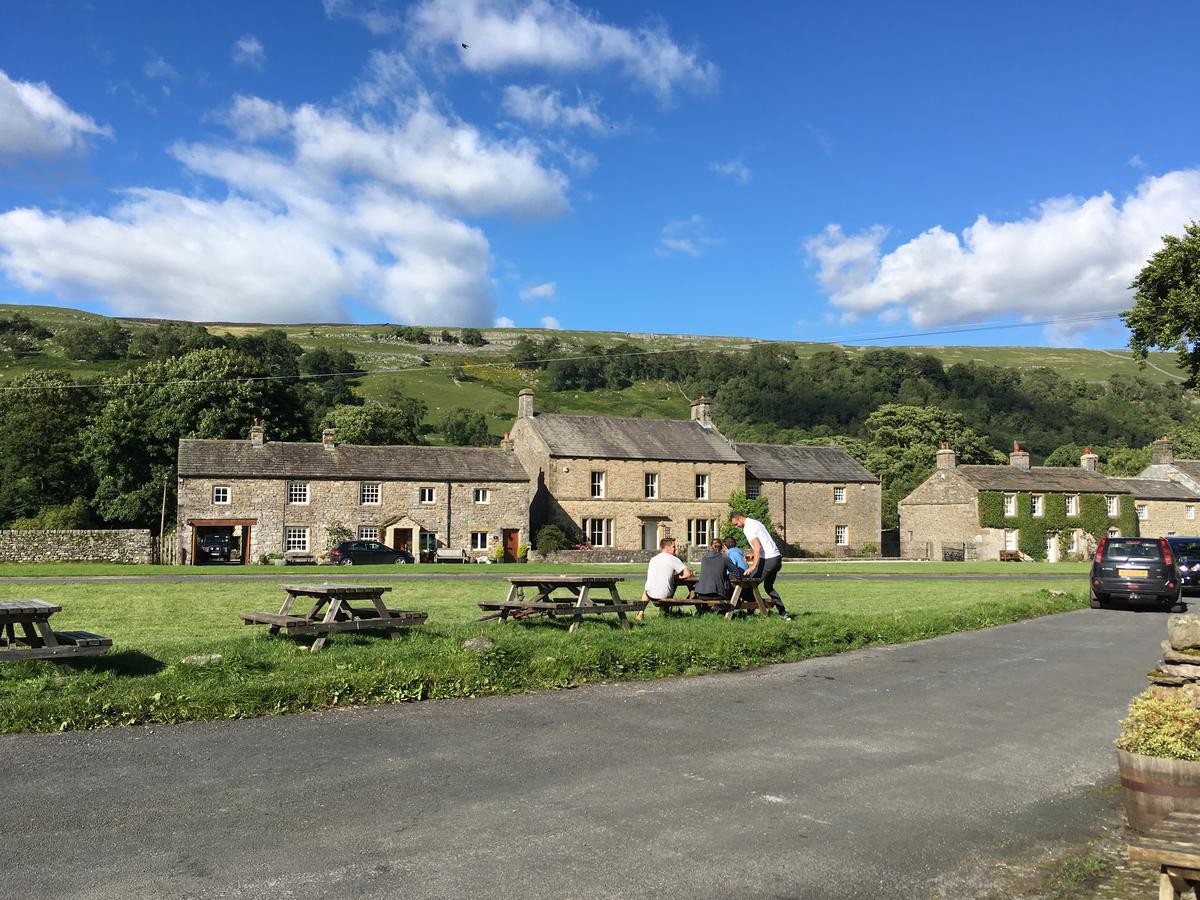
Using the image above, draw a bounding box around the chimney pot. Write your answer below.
[690,395,712,428]
[1009,442,1031,470]
[322,428,336,450]
[1080,447,1100,472]
[936,443,957,470]
[517,389,534,419]
[250,421,265,448]
[1152,436,1175,466]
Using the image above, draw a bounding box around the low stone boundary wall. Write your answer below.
[530,549,655,564]
[0,529,153,564]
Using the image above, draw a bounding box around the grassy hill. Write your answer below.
[0,303,1189,441]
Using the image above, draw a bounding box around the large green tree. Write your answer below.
[440,407,492,446]
[84,349,309,526]
[1124,221,1200,385]
[324,402,425,445]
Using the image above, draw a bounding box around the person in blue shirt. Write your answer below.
[723,537,747,573]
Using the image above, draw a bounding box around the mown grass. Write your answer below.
[0,576,1083,734]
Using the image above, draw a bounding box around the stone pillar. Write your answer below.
[1009,441,1030,470]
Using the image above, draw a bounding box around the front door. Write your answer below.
[392,527,414,555]
[503,529,519,563]
[1004,529,1019,552]
[642,522,659,551]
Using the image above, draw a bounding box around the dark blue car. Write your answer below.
[1166,537,1200,597]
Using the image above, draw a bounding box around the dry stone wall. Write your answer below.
[0,529,152,563]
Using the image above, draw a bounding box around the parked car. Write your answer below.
[198,532,232,563]
[1166,537,1200,597]
[1089,537,1185,612]
[328,540,414,566]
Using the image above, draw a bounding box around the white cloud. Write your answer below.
[655,213,718,258]
[1128,153,1146,169]
[322,0,403,34]
[409,0,717,101]
[0,85,575,324]
[520,280,556,300]
[349,50,418,107]
[495,316,515,326]
[231,34,266,70]
[143,53,179,82]
[0,69,111,162]
[805,169,1200,334]
[501,84,607,132]
[709,159,750,185]
[539,314,561,329]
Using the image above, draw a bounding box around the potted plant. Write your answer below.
[1116,615,1200,832]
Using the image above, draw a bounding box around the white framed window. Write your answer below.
[833,486,846,504]
[1044,532,1056,555]
[1065,495,1079,516]
[470,531,488,550]
[835,524,849,546]
[1168,531,1178,537]
[287,481,308,505]
[746,481,760,500]
[591,471,605,498]
[695,473,709,500]
[644,472,658,500]
[1068,531,1079,554]
[473,488,490,504]
[211,485,230,505]
[1188,505,1196,521]
[284,527,308,551]
[688,518,717,547]
[360,482,380,505]
[1031,495,1044,518]
[1003,493,1017,517]
[357,525,378,541]
[583,518,612,547]
[1136,503,1148,521]
[1105,495,1119,517]
[419,487,435,504]
[1108,526,1121,538]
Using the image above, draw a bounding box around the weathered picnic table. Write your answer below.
[651,574,774,620]
[0,600,112,673]
[478,575,645,632]
[241,584,427,652]
[1128,810,1200,899]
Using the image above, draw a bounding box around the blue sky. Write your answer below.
[1,0,1198,347]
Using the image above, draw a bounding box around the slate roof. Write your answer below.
[525,413,743,463]
[177,440,530,482]
[736,443,878,484]
[1108,478,1200,501]
[954,465,1131,493]
[1170,460,1200,484]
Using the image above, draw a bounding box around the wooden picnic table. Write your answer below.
[1128,810,1200,899]
[651,575,774,620]
[241,583,427,652]
[0,599,112,673]
[478,575,645,632]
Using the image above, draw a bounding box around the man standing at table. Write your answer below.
[635,537,692,621]
[730,512,791,620]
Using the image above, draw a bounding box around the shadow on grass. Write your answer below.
[87,650,167,677]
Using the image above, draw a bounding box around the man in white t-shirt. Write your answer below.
[731,512,791,620]
[636,537,692,621]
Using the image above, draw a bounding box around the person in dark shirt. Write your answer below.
[696,538,742,602]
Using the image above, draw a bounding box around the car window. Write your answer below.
[1171,540,1200,557]
[1104,540,1162,562]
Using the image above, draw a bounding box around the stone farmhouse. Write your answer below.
[177,424,530,564]
[175,391,883,563]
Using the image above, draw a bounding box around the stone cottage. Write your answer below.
[177,424,530,564]
[736,443,881,554]
[1127,437,1200,536]
[898,444,1135,561]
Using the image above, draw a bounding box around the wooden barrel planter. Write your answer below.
[1118,749,1200,832]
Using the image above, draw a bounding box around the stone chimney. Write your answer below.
[322,428,336,451]
[1080,446,1099,472]
[936,442,956,470]
[1152,436,1175,466]
[250,419,265,448]
[690,395,712,429]
[517,388,534,419]
[1009,441,1030,470]
[499,431,514,452]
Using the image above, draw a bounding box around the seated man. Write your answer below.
[636,537,692,621]
[696,538,742,602]
[723,536,747,573]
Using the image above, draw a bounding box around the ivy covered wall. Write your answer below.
[977,490,1137,560]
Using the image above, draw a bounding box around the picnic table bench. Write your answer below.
[999,550,1022,562]
[478,575,645,632]
[241,584,427,652]
[0,600,112,673]
[1128,810,1200,899]
[651,575,774,620]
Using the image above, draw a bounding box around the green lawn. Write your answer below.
[0,575,1084,734]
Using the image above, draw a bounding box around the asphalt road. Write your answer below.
[0,608,1162,899]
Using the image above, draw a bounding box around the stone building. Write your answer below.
[177,424,530,564]
[899,444,1135,561]
[1108,478,1200,538]
[509,391,743,552]
[736,443,881,554]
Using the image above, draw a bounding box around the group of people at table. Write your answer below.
[636,512,791,621]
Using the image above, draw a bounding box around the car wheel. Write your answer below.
[1089,589,1103,609]
[1173,599,1188,613]
[339,558,354,566]
[393,556,408,565]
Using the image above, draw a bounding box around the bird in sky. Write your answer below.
[461,42,469,49]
